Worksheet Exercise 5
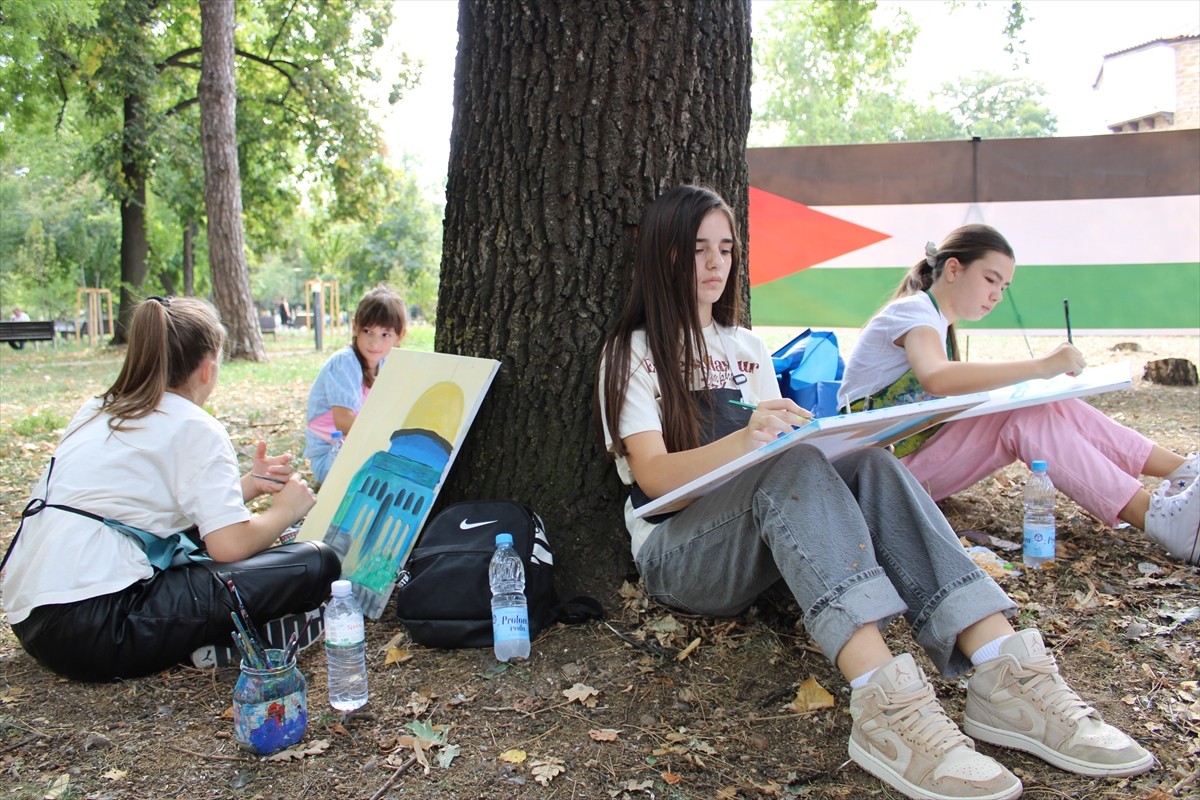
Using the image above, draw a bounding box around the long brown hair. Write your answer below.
[596,184,742,457]
[891,224,1014,361]
[350,285,408,388]
[100,297,225,429]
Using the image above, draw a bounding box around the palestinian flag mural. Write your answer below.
[747,129,1200,332]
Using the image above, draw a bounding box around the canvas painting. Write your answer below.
[298,349,500,618]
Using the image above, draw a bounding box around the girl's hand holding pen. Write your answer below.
[741,398,811,446]
[250,439,294,494]
[1040,342,1086,379]
[274,475,317,524]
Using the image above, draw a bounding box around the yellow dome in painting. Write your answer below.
[402,381,465,443]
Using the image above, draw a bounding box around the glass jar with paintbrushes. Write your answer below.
[227,578,308,755]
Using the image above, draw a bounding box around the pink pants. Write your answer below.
[901,398,1154,526]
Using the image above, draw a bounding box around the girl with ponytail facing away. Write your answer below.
[1,297,340,680]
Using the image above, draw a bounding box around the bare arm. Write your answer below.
[624,398,809,499]
[204,476,316,562]
[331,406,357,435]
[901,326,1086,397]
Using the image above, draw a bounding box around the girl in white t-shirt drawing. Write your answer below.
[304,285,407,483]
[840,224,1198,565]
[595,186,1150,800]
[2,297,340,680]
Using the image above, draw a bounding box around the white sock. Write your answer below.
[849,668,877,690]
[970,634,1012,666]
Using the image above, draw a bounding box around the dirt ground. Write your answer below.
[1,334,1198,800]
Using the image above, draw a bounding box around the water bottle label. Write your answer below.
[326,616,364,646]
[492,606,529,643]
[1023,522,1056,558]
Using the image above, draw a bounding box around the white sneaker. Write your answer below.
[965,630,1154,777]
[849,653,1022,800]
[1162,452,1199,497]
[1145,477,1200,565]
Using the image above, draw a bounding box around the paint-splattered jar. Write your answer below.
[232,649,308,755]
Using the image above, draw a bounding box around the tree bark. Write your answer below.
[114,95,150,345]
[437,0,752,595]
[199,0,264,361]
[183,219,197,296]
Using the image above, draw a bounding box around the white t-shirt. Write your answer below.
[1,393,250,624]
[599,323,778,557]
[838,293,948,408]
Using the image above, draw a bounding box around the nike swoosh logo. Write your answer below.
[870,736,899,762]
[460,519,499,530]
[989,706,1036,733]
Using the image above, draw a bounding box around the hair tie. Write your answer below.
[924,242,938,268]
[148,295,171,308]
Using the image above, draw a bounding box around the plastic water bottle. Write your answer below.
[1022,460,1056,569]
[324,579,368,711]
[329,430,344,461]
[489,533,531,661]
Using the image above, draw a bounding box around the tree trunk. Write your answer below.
[114,95,150,345]
[183,219,197,296]
[437,0,752,596]
[199,0,264,361]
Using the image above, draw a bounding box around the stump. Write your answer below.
[1143,358,1199,386]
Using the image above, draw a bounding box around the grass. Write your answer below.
[0,322,439,488]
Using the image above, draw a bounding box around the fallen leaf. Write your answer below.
[563,682,600,707]
[100,768,126,781]
[0,686,28,704]
[530,756,565,786]
[588,728,620,742]
[436,743,460,768]
[662,771,683,784]
[266,739,330,761]
[43,774,70,799]
[789,677,835,713]
[499,748,527,764]
[386,645,412,665]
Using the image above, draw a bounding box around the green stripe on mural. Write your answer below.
[750,263,1200,330]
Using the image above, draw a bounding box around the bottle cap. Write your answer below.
[1031,460,1048,472]
[331,431,344,441]
[495,533,514,546]
[331,579,352,597]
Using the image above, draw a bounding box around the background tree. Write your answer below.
[1,0,404,346]
[199,0,261,359]
[437,0,752,592]
[752,0,1050,145]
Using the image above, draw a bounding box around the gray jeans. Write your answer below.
[635,445,1015,678]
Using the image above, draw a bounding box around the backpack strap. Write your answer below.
[551,595,604,626]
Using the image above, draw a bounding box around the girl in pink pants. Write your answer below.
[839,224,1198,565]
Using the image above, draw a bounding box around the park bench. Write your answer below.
[259,312,277,338]
[0,320,57,350]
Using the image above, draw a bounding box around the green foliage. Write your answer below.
[752,0,1052,145]
[10,409,68,436]
[934,71,1057,138]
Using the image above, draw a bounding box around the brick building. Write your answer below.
[1094,30,1199,133]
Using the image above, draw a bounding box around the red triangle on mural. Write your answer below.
[748,187,891,286]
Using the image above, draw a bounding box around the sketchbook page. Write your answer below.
[297,350,501,619]
[633,392,989,519]
[949,361,1131,422]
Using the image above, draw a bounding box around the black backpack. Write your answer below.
[393,500,601,648]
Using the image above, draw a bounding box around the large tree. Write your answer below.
[437,0,752,592]
[199,0,261,359]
